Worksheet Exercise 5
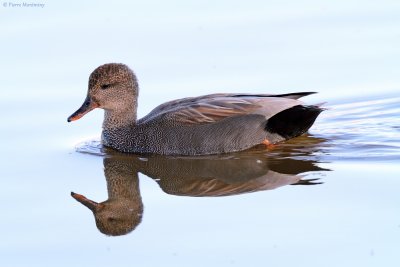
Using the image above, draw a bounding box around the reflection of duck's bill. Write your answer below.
[67,96,99,122]
[71,192,102,211]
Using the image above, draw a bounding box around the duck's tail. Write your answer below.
[265,105,324,140]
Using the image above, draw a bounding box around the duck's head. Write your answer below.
[71,192,142,236]
[67,63,138,122]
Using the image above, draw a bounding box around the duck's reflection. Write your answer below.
[71,139,329,236]
[71,157,143,236]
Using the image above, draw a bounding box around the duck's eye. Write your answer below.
[101,84,111,90]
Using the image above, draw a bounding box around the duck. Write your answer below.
[67,63,323,155]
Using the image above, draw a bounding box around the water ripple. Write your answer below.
[312,96,400,161]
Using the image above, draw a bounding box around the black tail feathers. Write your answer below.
[265,105,323,139]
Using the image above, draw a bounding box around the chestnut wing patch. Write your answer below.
[167,98,262,124]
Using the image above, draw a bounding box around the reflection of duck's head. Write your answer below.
[71,158,143,236]
[71,192,142,236]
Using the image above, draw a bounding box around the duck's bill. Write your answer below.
[67,96,99,122]
[71,192,102,211]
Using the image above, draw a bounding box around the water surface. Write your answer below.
[1,1,400,266]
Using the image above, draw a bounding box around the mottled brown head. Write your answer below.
[68,63,138,122]
[93,199,143,236]
[71,192,143,236]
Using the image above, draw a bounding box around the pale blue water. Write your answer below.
[1,1,399,267]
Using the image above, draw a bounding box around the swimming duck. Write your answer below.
[68,63,323,155]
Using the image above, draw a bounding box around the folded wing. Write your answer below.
[140,92,313,125]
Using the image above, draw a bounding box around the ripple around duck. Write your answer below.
[75,96,400,163]
[75,139,106,156]
[311,96,400,162]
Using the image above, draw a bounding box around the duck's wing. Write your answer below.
[230,92,316,100]
[140,93,310,125]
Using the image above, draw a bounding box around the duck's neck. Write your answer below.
[103,103,138,130]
